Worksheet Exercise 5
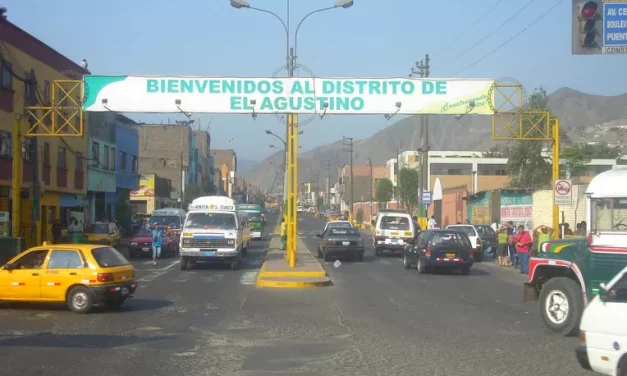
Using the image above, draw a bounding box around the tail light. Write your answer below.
[587,233,592,247]
[97,273,114,282]
[425,248,431,257]
[476,238,481,247]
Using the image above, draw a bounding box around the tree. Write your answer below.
[562,145,591,177]
[483,145,509,158]
[398,168,419,215]
[506,87,553,189]
[375,178,394,207]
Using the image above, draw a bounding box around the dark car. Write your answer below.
[128,228,178,259]
[475,225,497,256]
[403,229,474,275]
[316,227,364,262]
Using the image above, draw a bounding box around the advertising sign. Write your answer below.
[131,174,155,197]
[83,76,495,115]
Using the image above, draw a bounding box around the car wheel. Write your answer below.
[317,247,322,258]
[403,254,411,269]
[104,297,126,309]
[539,277,583,336]
[416,257,427,274]
[67,286,94,314]
[461,267,470,275]
[474,250,483,262]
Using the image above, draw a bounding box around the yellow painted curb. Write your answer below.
[258,270,327,278]
[256,277,332,288]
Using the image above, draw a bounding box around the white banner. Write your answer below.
[83,76,495,115]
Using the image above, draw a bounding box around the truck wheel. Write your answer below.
[539,277,583,336]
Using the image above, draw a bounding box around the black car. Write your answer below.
[475,225,497,255]
[403,229,473,275]
[316,227,365,262]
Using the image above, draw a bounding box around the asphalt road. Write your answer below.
[0,213,588,376]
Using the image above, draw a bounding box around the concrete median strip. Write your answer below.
[256,236,332,288]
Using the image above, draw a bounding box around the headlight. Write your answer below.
[227,239,235,246]
[182,239,191,246]
[131,242,138,246]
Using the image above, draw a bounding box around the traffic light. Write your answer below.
[572,0,603,55]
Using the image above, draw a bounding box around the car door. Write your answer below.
[41,248,86,301]
[0,249,49,300]
[410,232,430,264]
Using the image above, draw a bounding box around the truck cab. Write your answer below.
[523,168,627,336]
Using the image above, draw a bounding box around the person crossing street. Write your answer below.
[151,223,164,265]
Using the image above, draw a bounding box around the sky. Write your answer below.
[4,0,627,162]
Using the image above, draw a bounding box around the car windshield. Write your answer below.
[247,214,262,222]
[328,222,352,230]
[136,228,150,237]
[476,226,495,235]
[431,232,472,248]
[329,228,360,236]
[449,226,476,236]
[185,212,237,230]
[91,247,129,268]
[85,224,109,234]
[151,215,181,228]
[380,216,410,230]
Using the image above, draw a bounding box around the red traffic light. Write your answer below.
[581,1,598,19]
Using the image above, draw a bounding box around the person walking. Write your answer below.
[514,224,532,274]
[280,217,287,251]
[151,223,164,266]
[496,226,509,266]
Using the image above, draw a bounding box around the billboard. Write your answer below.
[572,0,627,55]
[131,174,155,197]
[83,76,495,115]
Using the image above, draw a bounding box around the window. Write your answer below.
[379,215,411,230]
[91,247,130,268]
[110,147,116,170]
[75,152,84,173]
[103,145,110,169]
[57,147,67,169]
[91,141,99,167]
[430,231,472,248]
[0,131,11,157]
[43,142,50,167]
[22,138,32,162]
[119,151,127,170]
[430,163,473,175]
[448,225,477,236]
[43,80,51,105]
[47,250,83,269]
[10,250,48,269]
[477,163,507,176]
[1,61,12,89]
[132,155,138,172]
[609,273,627,303]
[591,198,627,232]
[24,72,32,103]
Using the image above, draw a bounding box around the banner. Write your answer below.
[83,76,495,115]
[131,174,155,197]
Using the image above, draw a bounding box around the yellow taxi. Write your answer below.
[83,222,121,247]
[0,243,137,313]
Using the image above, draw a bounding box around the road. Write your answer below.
[0,213,588,376]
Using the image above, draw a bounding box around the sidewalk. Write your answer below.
[256,235,332,288]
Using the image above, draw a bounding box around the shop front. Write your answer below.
[60,194,86,230]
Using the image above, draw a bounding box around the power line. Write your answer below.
[433,0,538,70]
[433,0,505,56]
[451,0,563,77]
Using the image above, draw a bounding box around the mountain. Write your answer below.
[242,88,627,191]
[237,159,258,174]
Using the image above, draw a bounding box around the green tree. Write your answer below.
[483,145,509,158]
[506,88,553,189]
[375,178,394,207]
[398,168,419,215]
[562,145,591,177]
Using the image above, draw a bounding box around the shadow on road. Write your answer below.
[0,298,174,314]
[0,332,173,348]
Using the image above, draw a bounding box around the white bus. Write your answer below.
[179,196,250,270]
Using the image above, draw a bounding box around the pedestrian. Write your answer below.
[428,215,437,229]
[533,224,554,255]
[575,221,587,236]
[505,221,516,267]
[280,217,287,250]
[412,216,421,232]
[151,223,164,265]
[514,225,532,274]
[496,225,509,266]
[561,223,573,237]
[51,220,62,244]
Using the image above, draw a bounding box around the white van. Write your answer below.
[577,265,627,375]
[179,196,249,270]
[373,210,416,256]
[150,208,186,234]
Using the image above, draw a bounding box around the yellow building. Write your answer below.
[0,19,90,246]
[130,174,173,214]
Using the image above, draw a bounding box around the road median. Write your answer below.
[256,236,332,288]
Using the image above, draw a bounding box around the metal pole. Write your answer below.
[423,54,430,219]
[369,159,373,222]
[12,115,22,237]
[552,117,560,239]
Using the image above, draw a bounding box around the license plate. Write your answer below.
[342,241,350,246]
[121,287,129,295]
[202,250,216,256]
[391,238,398,243]
[142,247,150,252]
[390,232,399,235]
[445,253,456,258]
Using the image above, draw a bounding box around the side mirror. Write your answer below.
[2,263,13,270]
[599,282,609,302]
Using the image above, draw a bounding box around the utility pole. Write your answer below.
[26,71,40,245]
[367,158,373,222]
[324,159,331,206]
[413,54,430,222]
[343,137,354,221]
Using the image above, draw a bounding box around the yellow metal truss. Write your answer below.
[25,79,84,137]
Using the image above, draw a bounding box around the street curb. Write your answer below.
[256,276,332,288]
[257,260,327,278]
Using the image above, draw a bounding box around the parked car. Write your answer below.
[475,225,497,256]
[317,226,364,262]
[128,228,178,259]
[0,244,137,313]
[403,229,474,275]
[445,224,483,261]
[83,222,121,247]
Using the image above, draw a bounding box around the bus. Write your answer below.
[238,204,264,240]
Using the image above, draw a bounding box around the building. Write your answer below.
[86,112,117,223]
[137,123,193,205]
[114,115,139,217]
[0,17,90,245]
[212,149,237,197]
[194,130,213,192]
[129,173,172,214]
[336,164,386,212]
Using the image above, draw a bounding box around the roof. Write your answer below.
[586,168,627,197]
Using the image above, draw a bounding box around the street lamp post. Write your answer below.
[232,0,353,267]
[367,158,373,222]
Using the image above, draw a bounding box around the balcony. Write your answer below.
[42,166,51,185]
[74,171,84,190]
[57,168,68,188]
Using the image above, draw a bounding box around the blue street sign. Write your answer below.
[603,2,627,51]
[420,190,432,205]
